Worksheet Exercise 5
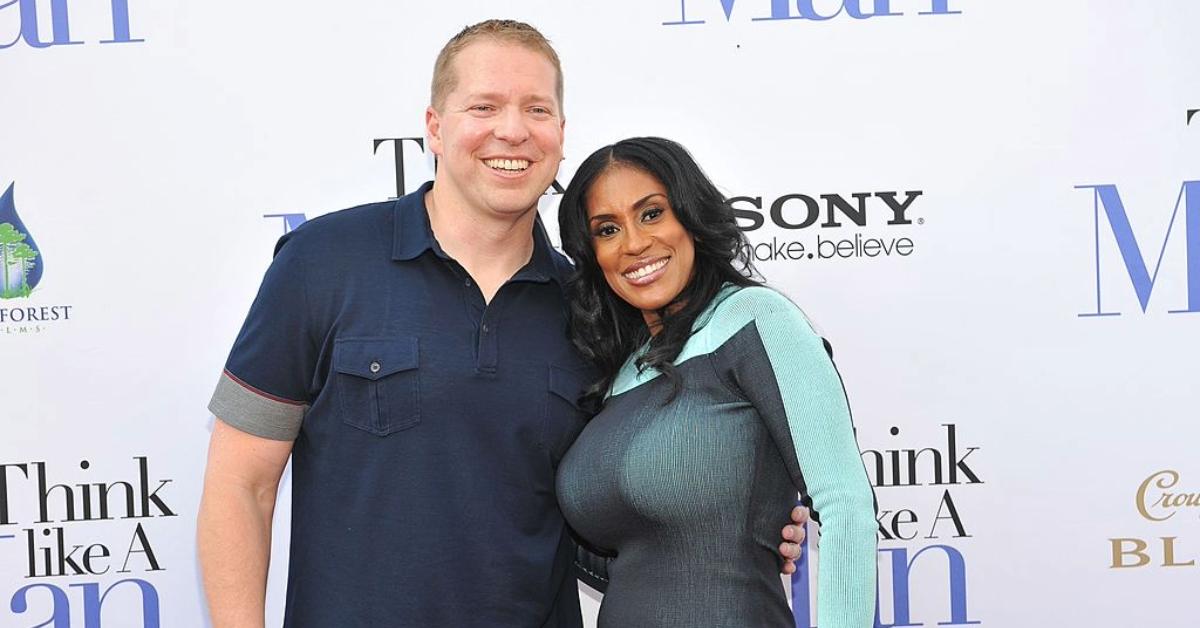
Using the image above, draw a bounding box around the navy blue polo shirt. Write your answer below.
[209,181,591,627]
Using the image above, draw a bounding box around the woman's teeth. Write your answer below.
[625,258,668,280]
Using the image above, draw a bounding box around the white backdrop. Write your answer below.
[2,1,1198,626]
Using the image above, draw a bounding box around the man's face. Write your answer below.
[426,41,564,218]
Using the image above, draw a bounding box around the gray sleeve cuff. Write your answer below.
[207,371,307,441]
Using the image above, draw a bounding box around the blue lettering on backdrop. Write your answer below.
[0,0,142,49]
[790,528,812,626]
[790,531,980,627]
[663,0,959,25]
[263,213,309,236]
[918,0,961,15]
[74,580,160,627]
[1077,181,1200,316]
[9,579,160,627]
[9,582,69,628]
[0,0,81,48]
[875,546,979,627]
[99,0,137,43]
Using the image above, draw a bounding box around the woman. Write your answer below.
[555,137,878,627]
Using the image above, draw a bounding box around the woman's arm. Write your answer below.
[714,287,878,627]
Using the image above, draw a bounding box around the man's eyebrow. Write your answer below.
[461,92,501,103]
[587,193,666,222]
[462,92,556,104]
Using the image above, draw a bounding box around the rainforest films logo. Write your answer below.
[792,423,983,627]
[0,457,174,626]
[1109,470,1199,570]
[0,183,73,335]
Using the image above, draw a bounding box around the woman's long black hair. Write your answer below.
[558,137,761,409]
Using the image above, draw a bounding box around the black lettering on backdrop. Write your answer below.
[0,463,30,525]
[927,490,970,539]
[876,190,921,225]
[732,190,922,231]
[730,196,764,231]
[865,424,982,542]
[1,457,176,579]
[770,194,821,229]
[119,523,162,573]
[373,137,426,198]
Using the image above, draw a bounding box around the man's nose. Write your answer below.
[493,108,531,144]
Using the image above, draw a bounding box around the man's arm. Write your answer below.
[197,418,293,628]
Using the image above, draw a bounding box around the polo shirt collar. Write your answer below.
[392,181,439,261]
[392,181,566,286]
[519,215,564,285]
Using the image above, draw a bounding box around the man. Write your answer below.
[198,19,807,627]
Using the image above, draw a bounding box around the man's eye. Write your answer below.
[470,105,495,113]
[530,106,552,116]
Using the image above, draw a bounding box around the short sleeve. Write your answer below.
[207,232,317,441]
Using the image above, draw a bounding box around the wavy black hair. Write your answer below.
[558,137,761,409]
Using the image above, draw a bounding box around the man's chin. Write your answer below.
[473,192,538,216]
[483,185,555,216]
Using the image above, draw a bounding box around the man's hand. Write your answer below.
[779,505,810,575]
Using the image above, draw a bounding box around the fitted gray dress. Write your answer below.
[556,286,877,628]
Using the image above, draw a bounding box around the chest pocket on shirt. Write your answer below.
[544,364,591,461]
[332,337,420,436]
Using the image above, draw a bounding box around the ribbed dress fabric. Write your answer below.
[556,286,877,628]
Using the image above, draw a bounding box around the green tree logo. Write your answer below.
[1,222,39,299]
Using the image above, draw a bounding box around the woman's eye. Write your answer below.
[594,224,618,238]
[642,207,664,221]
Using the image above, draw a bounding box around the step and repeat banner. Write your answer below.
[2,1,1197,626]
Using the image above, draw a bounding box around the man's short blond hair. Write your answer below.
[431,19,563,112]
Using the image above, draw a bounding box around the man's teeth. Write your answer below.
[485,158,530,171]
[625,259,668,280]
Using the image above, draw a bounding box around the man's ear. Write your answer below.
[426,106,443,156]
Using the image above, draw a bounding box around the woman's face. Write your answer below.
[584,165,696,330]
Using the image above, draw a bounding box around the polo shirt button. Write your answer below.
[481,324,489,333]
[465,278,472,287]
[369,361,382,373]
